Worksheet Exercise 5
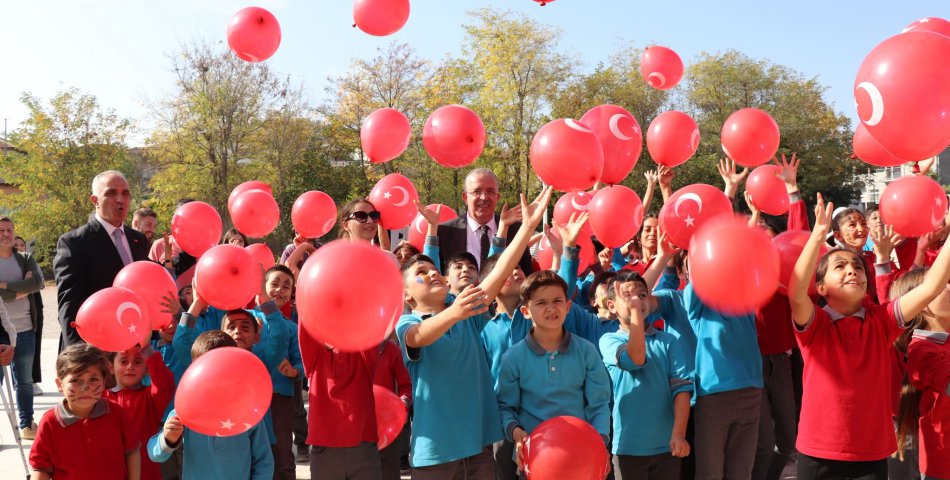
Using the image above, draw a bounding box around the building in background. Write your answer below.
[858,147,949,209]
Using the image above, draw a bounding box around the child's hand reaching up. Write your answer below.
[163,415,184,445]
[811,194,834,239]
[555,212,590,249]
[521,186,554,230]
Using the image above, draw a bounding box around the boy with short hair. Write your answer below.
[397,187,551,479]
[148,330,274,479]
[601,271,693,479]
[30,343,141,480]
[496,270,612,473]
[444,251,480,295]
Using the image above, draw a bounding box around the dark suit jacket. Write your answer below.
[53,218,149,348]
[437,212,534,275]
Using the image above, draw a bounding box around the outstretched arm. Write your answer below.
[789,194,832,327]
[898,228,950,320]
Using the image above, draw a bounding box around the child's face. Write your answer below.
[833,212,868,249]
[593,283,610,315]
[56,366,106,412]
[180,286,194,307]
[265,271,294,308]
[223,314,260,350]
[817,251,867,303]
[395,247,415,265]
[499,266,526,297]
[867,211,881,231]
[159,320,177,343]
[404,260,448,306]
[520,285,570,331]
[111,347,147,389]
[447,260,478,294]
[640,217,658,252]
[608,281,649,323]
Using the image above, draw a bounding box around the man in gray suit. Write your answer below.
[436,168,534,274]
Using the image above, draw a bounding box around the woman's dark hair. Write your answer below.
[338,199,377,239]
[221,228,248,246]
[890,268,928,461]
[631,213,658,258]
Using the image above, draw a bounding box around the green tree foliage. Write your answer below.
[0,89,135,264]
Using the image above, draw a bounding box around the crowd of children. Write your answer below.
[23,157,950,480]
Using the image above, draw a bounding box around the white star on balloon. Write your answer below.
[383,191,392,200]
[128,324,137,334]
[242,423,253,432]
[684,215,696,227]
[220,418,235,430]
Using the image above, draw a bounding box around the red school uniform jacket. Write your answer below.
[103,347,175,480]
[795,298,906,461]
[300,323,381,447]
[30,398,139,480]
[906,331,950,479]
[372,340,412,406]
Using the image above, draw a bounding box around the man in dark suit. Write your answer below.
[53,170,149,349]
[437,168,534,274]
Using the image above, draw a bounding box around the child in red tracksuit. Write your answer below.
[104,340,175,480]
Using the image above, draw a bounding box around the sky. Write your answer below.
[0,0,945,144]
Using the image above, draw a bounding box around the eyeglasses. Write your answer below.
[346,211,381,224]
[466,189,499,199]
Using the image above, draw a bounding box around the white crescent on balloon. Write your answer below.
[564,119,592,133]
[413,216,426,235]
[608,114,635,141]
[855,82,885,127]
[648,72,667,89]
[115,302,142,327]
[389,186,410,207]
[570,192,591,211]
[690,129,701,151]
[674,193,704,219]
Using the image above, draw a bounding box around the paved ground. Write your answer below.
[0,287,794,479]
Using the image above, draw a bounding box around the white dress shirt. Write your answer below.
[465,214,497,267]
[95,214,133,264]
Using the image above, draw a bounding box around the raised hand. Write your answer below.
[772,152,800,193]
[543,223,564,257]
[414,200,442,228]
[812,194,834,238]
[658,165,675,190]
[656,230,682,259]
[446,285,489,321]
[521,186,554,228]
[717,158,749,198]
[554,212,589,248]
[498,202,524,238]
[871,224,897,264]
[644,169,659,186]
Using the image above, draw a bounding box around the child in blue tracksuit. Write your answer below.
[601,270,693,479]
[396,187,550,479]
[641,242,763,480]
[496,269,612,474]
[148,330,274,479]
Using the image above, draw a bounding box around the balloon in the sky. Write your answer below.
[640,46,684,90]
[646,111,699,168]
[579,105,642,185]
[353,0,410,36]
[227,7,281,62]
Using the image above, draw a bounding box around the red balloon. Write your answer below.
[640,46,684,90]
[852,123,911,167]
[530,119,604,192]
[580,105,642,185]
[689,216,780,314]
[227,7,281,62]
[524,416,609,480]
[362,108,411,164]
[553,191,595,239]
[646,111,700,168]
[76,287,150,352]
[589,186,644,248]
[245,243,275,271]
[297,241,404,351]
[774,230,828,296]
[230,189,280,238]
[879,175,949,237]
[532,0,554,5]
[291,191,338,239]
[407,204,458,251]
[745,165,789,215]
[113,261,177,330]
[194,244,261,311]
[353,0,410,36]
[658,184,734,250]
[176,347,272,436]
[422,105,486,168]
[373,385,407,450]
[721,108,780,168]
[368,173,420,230]
[229,181,273,212]
[854,31,950,160]
[901,17,950,37]
[171,201,223,257]
[536,230,595,276]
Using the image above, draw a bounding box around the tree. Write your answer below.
[0,89,135,264]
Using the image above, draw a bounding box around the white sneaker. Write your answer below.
[33,384,43,396]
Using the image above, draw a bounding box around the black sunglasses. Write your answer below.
[347,211,381,223]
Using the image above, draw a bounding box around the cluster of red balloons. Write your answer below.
[721,108,780,168]
[369,173,420,230]
[176,347,273,437]
[292,191,338,239]
[227,7,282,62]
[853,18,950,163]
[524,416,609,480]
[879,175,949,238]
[76,287,151,352]
[194,244,262,311]
[296,241,404,352]
[689,215,779,314]
[229,181,280,238]
[171,201,223,257]
[113,261,177,330]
